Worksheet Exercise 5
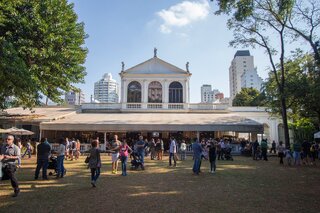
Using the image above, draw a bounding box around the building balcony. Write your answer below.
[81,102,230,112]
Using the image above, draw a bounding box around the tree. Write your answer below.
[212,0,295,148]
[264,52,318,141]
[0,0,88,109]
[232,87,266,106]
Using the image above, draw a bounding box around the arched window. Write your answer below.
[148,81,162,103]
[127,81,141,103]
[169,81,183,103]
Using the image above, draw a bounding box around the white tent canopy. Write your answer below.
[314,131,320,139]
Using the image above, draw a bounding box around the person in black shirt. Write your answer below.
[302,140,311,165]
[208,141,217,174]
[34,138,51,180]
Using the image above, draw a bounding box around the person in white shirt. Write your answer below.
[169,137,177,167]
[56,138,66,178]
[180,140,187,160]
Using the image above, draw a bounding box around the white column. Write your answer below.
[143,80,148,103]
[122,80,128,109]
[164,80,169,103]
[180,81,187,103]
[184,79,188,104]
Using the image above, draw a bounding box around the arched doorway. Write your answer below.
[127,81,141,103]
[169,81,183,103]
[148,81,162,103]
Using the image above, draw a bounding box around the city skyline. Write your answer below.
[70,0,272,103]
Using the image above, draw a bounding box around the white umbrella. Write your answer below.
[6,127,34,136]
[314,131,320,139]
[0,128,10,133]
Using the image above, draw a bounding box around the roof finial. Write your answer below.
[154,47,157,58]
[186,62,189,72]
[121,61,125,72]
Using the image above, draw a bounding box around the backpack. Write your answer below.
[72,142,76,149]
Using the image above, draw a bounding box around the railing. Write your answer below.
[147,103,163,109]
[168,104,184,109]
[82,103,121,110]
[81,102,232,111]
[126,103,141,109]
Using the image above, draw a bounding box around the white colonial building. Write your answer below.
[119,51,191,110]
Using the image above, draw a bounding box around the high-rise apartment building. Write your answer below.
[65,90,85,105]
[94,73,119,103]
[229,50,255,100]
[201,84,224,103]
[241,68,263,91]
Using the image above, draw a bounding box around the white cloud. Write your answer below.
[157,0,210,34]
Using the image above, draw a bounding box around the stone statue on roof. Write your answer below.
[186,62,189,72]
[154,47,157,57]
[121,61,125,72]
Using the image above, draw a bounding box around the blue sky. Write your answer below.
[70,0,272,103]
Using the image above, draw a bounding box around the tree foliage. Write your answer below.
[0,0,88,109]
[212,0,320,146]
[232,87,266,106]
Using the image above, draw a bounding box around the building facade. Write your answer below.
[201,84,224,103]
[65,91,85,105]
[119,54,191,109]
[229,50,254,100]
[94,73,119,103]
[241,68,264,92]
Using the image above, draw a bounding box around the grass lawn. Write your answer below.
[1,155,320,213]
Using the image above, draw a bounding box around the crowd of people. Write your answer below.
[2,133,320,197]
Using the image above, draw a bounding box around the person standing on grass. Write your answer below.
[160,139,164,160]
[301,140,311,165]
[56,138,66,178]
[192,139,203,175]
[180,139,187,160]
[16,138,22,168]
[0,135,21,197]
[135,136,145,170]
[149,138,156,160]
[88,140,101,187]
[22,140,33,158]
[208,141,217,174]
[293,141,301,166]
[252,140,259,160]
[277,141,285,165]
[111,135,121,174]
[75,139,81,160]
[270,140,276,154]
[169,137,177,167]
[119,139,132,176]
[260,139,268,161]
[155,138,161,160]
[34,138,51,180]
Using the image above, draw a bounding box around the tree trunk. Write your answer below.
[280,96,290,148]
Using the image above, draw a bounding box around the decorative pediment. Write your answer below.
[122,57,190,75]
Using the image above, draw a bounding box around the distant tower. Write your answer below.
[65,90,85,105]
[229,50,254,100]
[94,73,119,103]
[201,85,223,103]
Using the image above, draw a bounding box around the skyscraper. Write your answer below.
[94,73,119,103]
[241,68,264,92]
[201,84,223,103]
[65,90,85,105]
[229,50,255,100]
